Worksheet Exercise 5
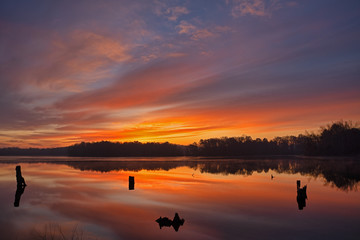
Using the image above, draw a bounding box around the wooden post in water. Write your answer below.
[129,176,135,190]
[14,165,26,207]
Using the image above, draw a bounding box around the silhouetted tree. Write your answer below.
[67,141,183,157]
[0,147,67,156]
[318,121,360,155]
[189,121,360,156]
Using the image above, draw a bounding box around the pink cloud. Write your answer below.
[166,6,190,21]
[177,20,197,34]
[176,21,229,41]
[154,2,189,21]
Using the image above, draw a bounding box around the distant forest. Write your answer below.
[1,121,359,157]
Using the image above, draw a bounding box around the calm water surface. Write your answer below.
[0,156,359,240]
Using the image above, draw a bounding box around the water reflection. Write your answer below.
[14,165,26,207]
[156,213,185,232]
[0,161,359,240]
[296,180,307,210]
[1,157,359,191]
[60,158,360,191]
[14,184,26,207]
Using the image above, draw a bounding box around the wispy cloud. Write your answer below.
[176,21,230,40]
[1,24,131,93]
[154,1,189,21]
[177,20,197,34]
[231,0,286,17]
[166,6,190,21]
[37,30,131,90]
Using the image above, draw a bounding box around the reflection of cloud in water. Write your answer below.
[0,159,359,240]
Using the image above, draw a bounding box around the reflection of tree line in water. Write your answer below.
[63,158,359,191]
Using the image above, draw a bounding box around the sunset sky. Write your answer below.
[1,0,359,148]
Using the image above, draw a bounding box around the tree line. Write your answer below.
[0,121,359,157]
[67,141,183,157]
[0,147,67,156]
[189,121,360,156]
[66,121,360,157]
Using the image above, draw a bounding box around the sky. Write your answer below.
[0,0,360,148]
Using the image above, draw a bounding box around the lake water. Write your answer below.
[0,156,359,240]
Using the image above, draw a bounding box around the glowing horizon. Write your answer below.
[1,0,359,148]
